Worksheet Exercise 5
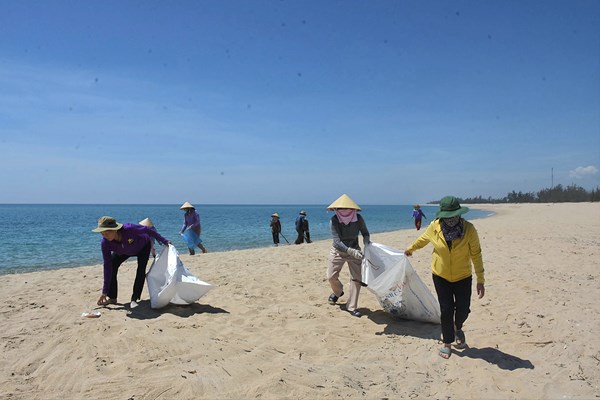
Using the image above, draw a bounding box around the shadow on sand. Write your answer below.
[453,346,535,370]
[119,300,228,320]
[362,308,440,340]
[363,308,534,371]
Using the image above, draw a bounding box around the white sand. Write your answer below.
[0,203,598,399]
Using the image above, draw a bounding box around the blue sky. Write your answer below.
[1,0,598,205]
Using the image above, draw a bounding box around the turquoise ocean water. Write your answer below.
[0,204,492,275]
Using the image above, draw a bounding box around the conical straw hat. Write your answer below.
[180,201,195,209]
[138,217,154,227]
[327,194,361,211]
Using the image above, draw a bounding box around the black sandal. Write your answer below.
[455,330,466,348]
[327,291,343,305]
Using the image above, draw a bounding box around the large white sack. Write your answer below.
[146,244,214,309]
[362,242,441,324]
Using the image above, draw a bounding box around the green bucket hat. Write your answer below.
[435,196,469,219]
[92,216,123,232]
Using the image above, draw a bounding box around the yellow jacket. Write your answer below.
[407,219,484,284]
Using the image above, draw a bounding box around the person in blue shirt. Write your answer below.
[294,210,312,244]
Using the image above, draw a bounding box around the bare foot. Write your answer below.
[439,345,452,359]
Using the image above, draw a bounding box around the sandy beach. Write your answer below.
[0,203,599,400]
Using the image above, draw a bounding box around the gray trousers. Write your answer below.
[327,247,362,312]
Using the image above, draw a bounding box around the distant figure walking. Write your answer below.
[179,201,208,255]
[270,213,282,246]
[294,210,312,244]
[412,204,427,230]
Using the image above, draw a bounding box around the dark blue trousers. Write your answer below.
[108,242,151,302]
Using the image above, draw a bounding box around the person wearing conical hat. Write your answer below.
[180,202,208,255]
[270,213,282,246]
[294,210,312,244]
[139,217,157,258]
[92,216,171,308]
[411,204,427,231]
[404,196,485,359]
[325,194,370,317]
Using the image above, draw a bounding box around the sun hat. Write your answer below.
[435,196,469,219]
[138,217,154,227]
[271,213,279,218]
[299,210,306,215]
[414,204,421,209]
[180,201,195,209]
[327,194,361,211]
[92,216,123,232]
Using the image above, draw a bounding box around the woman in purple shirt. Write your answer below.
[179,201,208,255]
[412,204,427,231]
[92,216,170,307]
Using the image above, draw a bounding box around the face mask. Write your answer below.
[442,216,460,227]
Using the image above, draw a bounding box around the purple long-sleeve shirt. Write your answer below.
[181,210,201,233]
[101,223,169,293]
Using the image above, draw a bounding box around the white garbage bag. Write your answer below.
[362,242,440,324]
[146,244,214,309]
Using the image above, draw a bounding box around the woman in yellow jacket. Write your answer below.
[404,196,485,359]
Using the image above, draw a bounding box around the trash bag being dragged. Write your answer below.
[146,244,214,309]
[362,242,440,324]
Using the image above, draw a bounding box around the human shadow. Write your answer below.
[361,308,440,340]
[125,299,229,320]
[453,346,535,370]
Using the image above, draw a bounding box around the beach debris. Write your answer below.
[81,311,101,318]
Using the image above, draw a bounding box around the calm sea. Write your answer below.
[0,204,492,275]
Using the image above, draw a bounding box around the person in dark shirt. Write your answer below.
[294,210,312,244]
[325,194,370,317]
[92,216,170,307]
[270,213,282,246]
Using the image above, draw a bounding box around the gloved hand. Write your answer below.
[347,248,363,260]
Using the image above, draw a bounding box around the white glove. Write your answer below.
[347,248,363,260]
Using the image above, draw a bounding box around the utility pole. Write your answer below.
[551,168,554,188]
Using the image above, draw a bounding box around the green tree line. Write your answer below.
[431,184,600,204]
